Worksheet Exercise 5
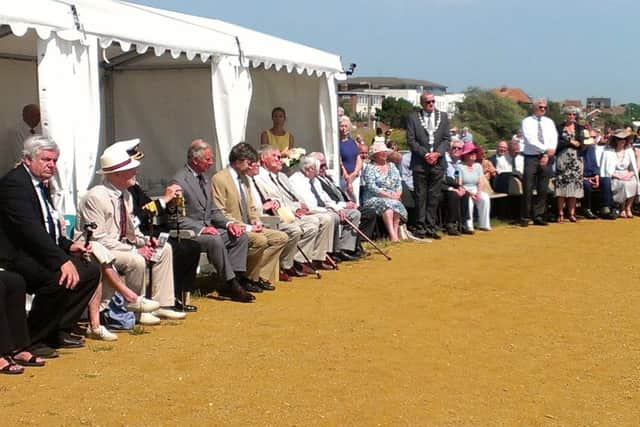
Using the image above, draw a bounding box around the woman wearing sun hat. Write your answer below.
[600,129,639,218]
[361,142,407,241]
[455,142,491,231]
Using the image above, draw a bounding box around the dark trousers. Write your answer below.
[169,237,200,294]
[600,177,614,208]
[521,155,551,220]
[583,178,595,210]
[358,207,378,240]
[11,254,100,345]
[413,163,444,231]
[0,271,30,355]
[443,189,469,225]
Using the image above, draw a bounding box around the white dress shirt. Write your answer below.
[288,171,336,213]
[521,115,558,155]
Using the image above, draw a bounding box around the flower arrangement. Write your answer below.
[281,147,306,168]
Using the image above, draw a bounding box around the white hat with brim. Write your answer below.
[103,138,143,160]
[369,141,391,156]
[97,148,140,174]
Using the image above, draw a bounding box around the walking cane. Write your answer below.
[145,210,156,300]
[341,215,392,261]
[82,222,97,262]
[296,245,321,279]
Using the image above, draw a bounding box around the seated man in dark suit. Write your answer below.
[0,135,100,355]
[442,139,471,235]
[170,139,253,303]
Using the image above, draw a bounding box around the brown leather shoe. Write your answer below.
[312,260,334,270]
[285,266,307,277]
[279,270,292,282]
[296,262,316,275]
[218,279,255,302]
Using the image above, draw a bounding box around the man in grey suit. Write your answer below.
[170,139,254,303]
[406,91,451,239]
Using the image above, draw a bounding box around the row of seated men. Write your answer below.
[0,135,374,373]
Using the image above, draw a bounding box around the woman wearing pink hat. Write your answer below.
[455,142,491,231]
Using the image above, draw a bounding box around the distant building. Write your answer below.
[338,76,461,120]
[492,87,532,104]
[561,99,583,109]
[586,97,611,110]
[341,76,447,95]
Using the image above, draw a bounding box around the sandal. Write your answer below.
[12,352,46,367]
[0,357,24,375]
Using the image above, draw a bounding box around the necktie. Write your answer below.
[119,194,128,241]
[251,176,267,203]
[427,114,434,132]
[271,174,298,202]
[309,179,326,208]
[37,182,57,243]
[237,175,250,224]
[537,117,544,145]
[197,174,208,200]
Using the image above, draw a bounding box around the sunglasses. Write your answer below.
[566,112,576,116]
[424,100,436,105]
[538,106,548,110]
[452,146,462,150]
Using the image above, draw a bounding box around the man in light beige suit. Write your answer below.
[77,144,185,325]
[212,143,287,290]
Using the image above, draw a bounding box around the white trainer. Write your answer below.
[153,308,187,320]
[125,296,161,313]
[86,325,118,341]
[138,312,161,326]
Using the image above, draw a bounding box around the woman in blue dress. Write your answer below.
[361,142,408,241]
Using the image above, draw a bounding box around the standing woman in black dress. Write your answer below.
[555,106,584,222]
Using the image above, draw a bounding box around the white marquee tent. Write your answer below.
[0,0,344,213]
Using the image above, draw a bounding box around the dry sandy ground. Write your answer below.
[2,219,640,426]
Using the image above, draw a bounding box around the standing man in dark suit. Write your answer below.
[406,91,450,239]
[170,139,253,303]
[0,136,100,354]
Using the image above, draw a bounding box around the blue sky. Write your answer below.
[135,0,639,104]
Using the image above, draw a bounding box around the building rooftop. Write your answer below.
[492,87,532,104]
[346,76,447,90]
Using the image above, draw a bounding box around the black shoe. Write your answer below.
[48,332,84,349]
[425,229,442,240]
[461,226,475,235]
[533,217,548,226]
[334,251,359,261]
[583,209,597,219]
[518,219,529,227]
[446,224,460,236]
[27,343,59,359]
[413,228,428,238]
[174,299,198,312]
[241,278,263,293]
[218,279,255,302]
[257,278,276,291]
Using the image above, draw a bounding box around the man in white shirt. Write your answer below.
[490,141,511,174]
[289,155,361,262]
[519,98,558,226]
[253,146,334,271]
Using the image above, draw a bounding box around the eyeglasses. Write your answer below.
[424,100,436,105]
[566,112,576,116]
[538,106,547,110]
[320,163,327,168]
[452,146,462,150]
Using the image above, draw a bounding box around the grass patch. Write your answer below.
[128,325,149,335]
[89,344,114,352]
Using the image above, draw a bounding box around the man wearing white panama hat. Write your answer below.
[76,143,186,325]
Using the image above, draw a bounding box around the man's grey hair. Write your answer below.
[187,138,212,161]
[532,98,547,108]
[258,144,280,158]
[22,135,59,159]
[309,152,324,161]
[300,155,319,174]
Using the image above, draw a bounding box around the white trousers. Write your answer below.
[466,192,491,231]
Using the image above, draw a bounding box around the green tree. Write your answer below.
[624,103,640,121]
[339,98,353,119]
[455,88,527,148]
[375,97,416,129]
[597,111,626,129]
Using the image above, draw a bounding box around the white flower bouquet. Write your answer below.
[281,147,306,168]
